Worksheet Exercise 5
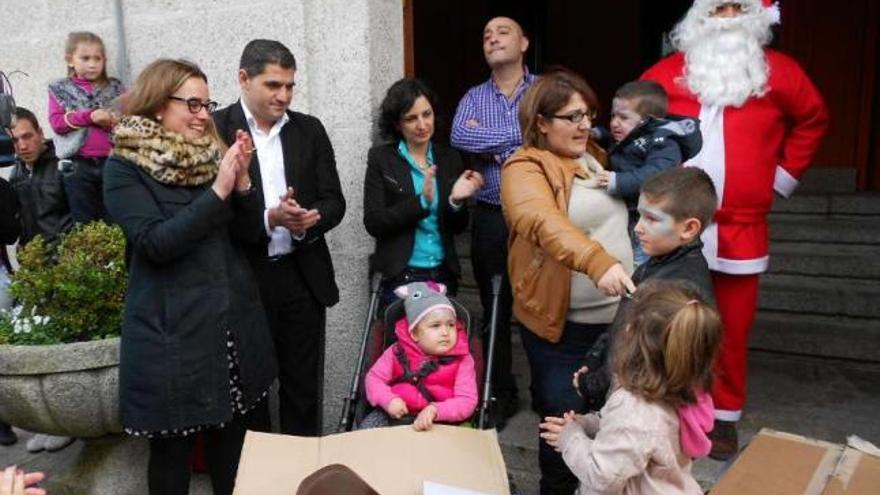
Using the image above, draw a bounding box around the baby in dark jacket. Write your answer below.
[575,167,718,410]
[596,81,703,265]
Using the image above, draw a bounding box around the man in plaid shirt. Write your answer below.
[451,16,536,430]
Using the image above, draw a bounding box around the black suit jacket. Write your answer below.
[362,142,469,281]
[213,102,345,307]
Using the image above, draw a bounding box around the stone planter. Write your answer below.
[0,337,148,495]
[0,337,121,436]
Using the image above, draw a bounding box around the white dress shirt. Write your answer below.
[240,101,295,257]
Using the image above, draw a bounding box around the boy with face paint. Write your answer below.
[595,81,703,266]
[574,167,718,410]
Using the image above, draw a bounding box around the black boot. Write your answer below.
[0,420,17,446]
[708,419,739,460]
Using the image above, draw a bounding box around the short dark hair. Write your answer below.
[641,167,717,232]
[615,80,668,118]
[377,78,439,142]
[239,39,297,77]
[13,107,41,132]
[519,68,599,150]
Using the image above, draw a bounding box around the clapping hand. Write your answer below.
[269,188,321,235]
[0,466,46,495]
[421,166,437,204]
[450,170,485,204]
[212,130,254,199]
[539,411,577,451]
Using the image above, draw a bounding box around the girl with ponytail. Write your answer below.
[539,280,722,495]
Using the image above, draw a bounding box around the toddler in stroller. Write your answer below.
[361,281,478,431]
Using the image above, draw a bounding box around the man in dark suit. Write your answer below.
[214,39,346,436]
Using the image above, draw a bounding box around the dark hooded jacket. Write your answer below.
[608,115,702,207]
[577,240,715,410]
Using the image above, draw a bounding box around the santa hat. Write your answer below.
[394,281,455,332]
[762,0,781,24]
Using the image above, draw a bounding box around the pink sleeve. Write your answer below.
[48,92,93,135]
[364,346,399,411]
[433,354,478,422]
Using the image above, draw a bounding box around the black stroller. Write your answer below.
[338,272,504,431]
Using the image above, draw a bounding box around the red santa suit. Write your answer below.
[643,49,829,421]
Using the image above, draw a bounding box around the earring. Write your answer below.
[156,115,163,121]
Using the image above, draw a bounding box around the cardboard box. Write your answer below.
[712,429,880,494]
[233,425,510,495]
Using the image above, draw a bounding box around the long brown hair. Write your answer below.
[612,280,722,406]
[125,59,222,145]
[65,31,110,86]
[518,68,598,151]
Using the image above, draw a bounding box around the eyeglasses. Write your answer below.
[550,109,597,124]
[168,96,219,114]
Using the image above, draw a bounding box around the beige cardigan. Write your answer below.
[558,388,702,495]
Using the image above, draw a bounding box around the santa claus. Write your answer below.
[642,0,829,459]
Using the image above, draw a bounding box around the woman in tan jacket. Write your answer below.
[501,69,634,494]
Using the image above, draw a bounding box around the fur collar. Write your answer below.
[112,115,221,186]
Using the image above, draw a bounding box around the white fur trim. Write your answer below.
[716,256,769,274]
[701,222,721,271]
[773,165,799,198]
[766,2,781,25]
[715,409,742,422]
[408,303,455,331]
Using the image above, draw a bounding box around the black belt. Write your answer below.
[476,201,502,211]
[267,251,296,263]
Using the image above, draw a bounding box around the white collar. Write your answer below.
[240,100,289,135]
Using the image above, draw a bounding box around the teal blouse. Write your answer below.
[398,140,444,269]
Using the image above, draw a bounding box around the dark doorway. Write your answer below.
[407,0,880,190]
[408,0,692,146]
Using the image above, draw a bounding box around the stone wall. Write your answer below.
[1,0,404,431]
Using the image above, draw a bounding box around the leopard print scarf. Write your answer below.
[112,115,221,186]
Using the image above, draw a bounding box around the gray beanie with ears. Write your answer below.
[394,281,455,331]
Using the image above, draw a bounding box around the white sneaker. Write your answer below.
[26,433,46,453]
[43,435,75,452]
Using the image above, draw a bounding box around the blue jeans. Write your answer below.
[521,321,608,495]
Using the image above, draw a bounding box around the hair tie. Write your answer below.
[63,111,82,130]
[686,299,699,305]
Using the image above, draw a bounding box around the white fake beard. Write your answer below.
[671,6,774,107]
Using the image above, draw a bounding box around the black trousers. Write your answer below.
[61,156,108,224]
[252,254,326,436]
[521,322,607,495]
[470,204,517,406]
[147,400,270,495]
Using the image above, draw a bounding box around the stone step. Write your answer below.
[769,215,880,244]
[772,193,880,216]
[768,242,880,279]
[751,311,880,362]
[758,273,880,318]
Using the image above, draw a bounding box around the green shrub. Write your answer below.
[0,222,127,345]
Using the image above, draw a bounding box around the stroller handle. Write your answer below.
[338,271,384,432]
